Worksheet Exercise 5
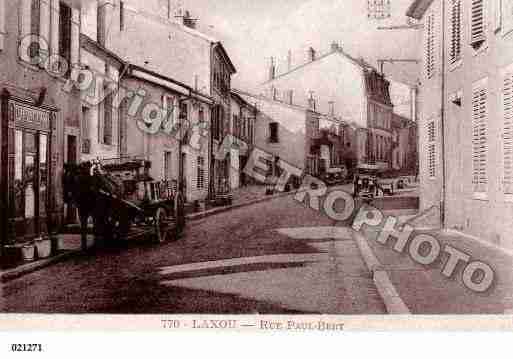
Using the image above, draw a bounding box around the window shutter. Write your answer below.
[425,13,435,79]
[503,0,513,34]
[0,0,4,50]
[427,120,436,178]
[197,156,205,189]
[450,0,462,64]
[504,67,513,194]
[472,79,488,193]
[471,0,486,49]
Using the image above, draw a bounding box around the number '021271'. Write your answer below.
[10,344,43,352]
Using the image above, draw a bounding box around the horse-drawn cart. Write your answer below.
[63,157,186,250]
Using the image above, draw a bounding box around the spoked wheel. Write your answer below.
[154,207,170,243]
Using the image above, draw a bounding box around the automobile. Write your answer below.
[320,166,348,186]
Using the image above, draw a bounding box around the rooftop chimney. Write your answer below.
[331,42,340,52]
[308,47,316,62]
[269,57,276,81]
[182,10,197,29]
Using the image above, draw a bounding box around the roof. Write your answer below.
[213,42,237,74]
[406,0,435,20]
[80,34,125,68]
[262,48,375,85]
[122,7,237,75]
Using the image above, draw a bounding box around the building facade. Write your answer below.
[229,91,256,189]
[0,0,81,251]
[259,44,411,173]
[406,0,513,247]
[82,0,236,202]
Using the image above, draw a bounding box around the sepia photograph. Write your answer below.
[0,0,513,344]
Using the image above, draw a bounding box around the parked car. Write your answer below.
[320,166,348,186]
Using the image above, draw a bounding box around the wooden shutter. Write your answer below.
[504,67,513,194]
[425,13,435,79]
[471,0,486,49]
[503,0,513,34]
[103,84,113,145]
[472,79,488,193]
[427,120,436,178]
[450,0,462,64]
[197,156,205,189]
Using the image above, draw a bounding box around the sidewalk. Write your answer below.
[357,221,513,314]
[0,234,94,282]
[186,185,298,220]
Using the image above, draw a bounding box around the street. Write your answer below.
[2,193,389,314]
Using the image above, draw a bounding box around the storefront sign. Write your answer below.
[9,102,51,131]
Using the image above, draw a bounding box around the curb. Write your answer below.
[186,189,303,221]
[0,250,80,282]
[0,230,154,283]
[350,228,411,314]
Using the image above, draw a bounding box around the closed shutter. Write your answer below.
[427,120,436,178]
[425,13,435,79]
[471,0,486,49]
[103,84,113,145]
[503,0,513,34]
[450,0,462,64]
[472,79,488,193]
[504,67,513,194]
[197,156,205,189]
[0,0,4,50]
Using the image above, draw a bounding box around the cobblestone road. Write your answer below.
[1,193,386,314]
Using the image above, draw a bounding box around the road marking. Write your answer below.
[158,253,324,276]
[275,227,351,240]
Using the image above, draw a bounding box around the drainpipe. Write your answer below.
[440,0,447,228]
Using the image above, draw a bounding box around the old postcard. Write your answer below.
[1,0,513,344]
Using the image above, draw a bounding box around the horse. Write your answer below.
[62,161,123,251]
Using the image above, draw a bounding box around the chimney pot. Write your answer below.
[331,42,340,52]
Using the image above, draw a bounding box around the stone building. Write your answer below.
[0,0,81,251]
[229,91,256,189]
[82,0,236,200]
[259,43,412,173]
[406,0,513,247]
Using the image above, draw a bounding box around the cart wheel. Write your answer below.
[154,207,169,243]
[174,192,186,237]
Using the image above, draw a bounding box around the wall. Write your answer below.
[82,0,212,95]
[120,76,210,202]
[441,0,513,249]
[80,49,120,162]
[0,0,82,232]
[260,51,367,127]
[415,0,443,223]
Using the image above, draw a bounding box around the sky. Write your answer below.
[170,0,422,90]
[82,0,421,94]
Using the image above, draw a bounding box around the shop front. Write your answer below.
[0,89,58,250]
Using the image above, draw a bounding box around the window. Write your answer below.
[269,122,279,143]
[30,0,40,58]
[102,84,113,145]
[503,66,513,194]
[164,151,173,181]
[81,106,91,154]
[471,0,486,50]
[0,0,5,50]
[120,1,125,31]
[450,0,462,64]
[425,12,435,79]
[197,156,205,189]
[502,0,513,35]
[472,79,488,194]
[427,120,436,178]
[59,2,72,70]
